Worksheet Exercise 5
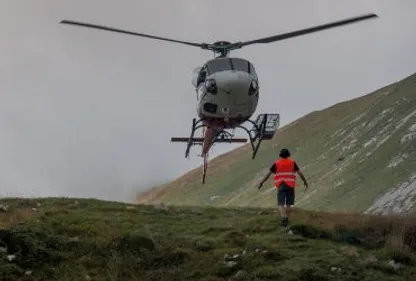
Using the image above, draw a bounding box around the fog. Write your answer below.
[0,0,415,202]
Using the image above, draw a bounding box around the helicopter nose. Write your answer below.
[214,72,250,94]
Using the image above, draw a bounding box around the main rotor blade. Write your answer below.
[60,20,205,48]
[240,13,378,47]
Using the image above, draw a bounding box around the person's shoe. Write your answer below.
[281,217,289,227]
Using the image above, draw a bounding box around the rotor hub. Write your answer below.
[213,41,232,47]
[208,41,235,57]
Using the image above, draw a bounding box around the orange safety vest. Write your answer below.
[274,158,297,188]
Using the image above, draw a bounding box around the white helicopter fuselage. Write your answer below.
[192,57,259,129]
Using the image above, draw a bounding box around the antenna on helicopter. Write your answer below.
[60,13,377,57]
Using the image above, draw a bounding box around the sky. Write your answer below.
[0,0,415,202]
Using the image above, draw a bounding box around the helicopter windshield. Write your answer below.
[205,58,255,75]
[206,59,231,74]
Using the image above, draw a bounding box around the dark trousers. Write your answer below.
[277,182,295,206]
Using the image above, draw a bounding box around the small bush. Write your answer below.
[331,225,383,249]
[296,268,329,281]
[215,262,241,277]
[404,225,416,250]
[150,247,191,268]
[255,265,282,279]
[261,249,284,262]
[385,249,415,265]
[223,231,247,247]
[289,224,332,239]
[194,240,215,252]
[0,264,23,281]
[116,232,155,254]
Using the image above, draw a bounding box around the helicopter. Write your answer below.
[59,13,378,184]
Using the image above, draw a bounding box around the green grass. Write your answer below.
[138,73,416,214]
[1,198,416,280]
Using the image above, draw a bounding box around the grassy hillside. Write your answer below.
[137,73,416,214]
[1,198,416,281]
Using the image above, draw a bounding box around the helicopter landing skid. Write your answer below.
[171,113,280,183]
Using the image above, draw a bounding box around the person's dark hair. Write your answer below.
[279,148,290,158]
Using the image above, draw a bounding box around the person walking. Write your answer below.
[257,148,308,226]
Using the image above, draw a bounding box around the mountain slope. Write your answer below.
[137,73,416,215]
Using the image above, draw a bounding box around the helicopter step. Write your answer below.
[251,113,280,140]
[242,113,280,159]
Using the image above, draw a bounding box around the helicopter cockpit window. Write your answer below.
[205,58,256,75]
[197,67,207,86]
[206,59,232,75]
[249,62,257,78]
[230,58,250,73]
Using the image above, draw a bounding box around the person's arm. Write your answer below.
[295,162,308,189]
[298,170,308,187]
[258,164,275,189]
[258,171,272,189]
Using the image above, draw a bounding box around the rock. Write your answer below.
[330,266,342,272]
[25,271,32,275]
[234,270,247,279]
[0,203,8,212]
[232,254,240,259]
[7,254,16,261]
[388,260,404,270]
[226,261,238,268]
[224,253,241,262]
